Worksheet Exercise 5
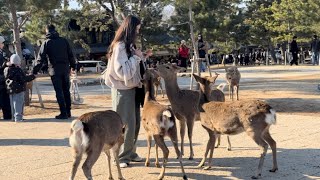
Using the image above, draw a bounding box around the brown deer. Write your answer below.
[193,74,278,179]
[69,110,125,180]
[153,72,165,98]
[225,66,241,101]
[157,63,200,160]
[142,69,187,180]
[195,72,231,151]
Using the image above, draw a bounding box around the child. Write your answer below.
[4,54,35,122]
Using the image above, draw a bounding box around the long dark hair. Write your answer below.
[108,15,141,58]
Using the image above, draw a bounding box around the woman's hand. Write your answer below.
[145,49,153,59]
[134,49,144,59]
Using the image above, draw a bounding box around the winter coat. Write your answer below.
[178,46,189,58]
[311,39,320,52]
[0,49,9,90]
[197,41,206,58]
[290,40,299,53]
[4,65,35,94]
[33,31,76,76]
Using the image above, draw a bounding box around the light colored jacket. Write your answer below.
[104,42,142,89]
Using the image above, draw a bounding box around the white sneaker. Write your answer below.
[131,155,143,162]
[119,163,128,168]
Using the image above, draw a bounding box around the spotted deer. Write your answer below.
[194,72,231,151]
[193,74,278,179]
[69,110,125,180]
[142,69,187,180]
[157,63,200,160]
[225,66,241,101]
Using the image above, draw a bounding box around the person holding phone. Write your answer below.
[105,15,152,168]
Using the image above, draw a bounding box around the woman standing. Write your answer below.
[197,34,207,72]
[178,40,189,70]
[105,15,151,168]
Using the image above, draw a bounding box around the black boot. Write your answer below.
[55,114,68,119]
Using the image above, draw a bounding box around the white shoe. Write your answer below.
[131,155,143,162]
[119,163,128,168]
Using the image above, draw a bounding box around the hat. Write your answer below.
[10,54,21,65]
[0,36,5,43]
[181,40,186,44]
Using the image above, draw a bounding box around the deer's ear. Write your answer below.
[192,74,204,84]
[207,76,218,84]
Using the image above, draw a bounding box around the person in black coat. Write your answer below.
[0,36,12,120]
[290,36,299,66]
[33,25,76,119]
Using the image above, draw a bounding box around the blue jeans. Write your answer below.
[9,92,24,121]
[312,52,319,65]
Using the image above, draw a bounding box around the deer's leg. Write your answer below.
[153,135,169,180]
[145,135,152,167]
[82,147,103,180]
[227,135,232,151]
[168,125,187,180]
[204,128,216,170]
[155,143,160,167]
[69,149,83,180]
[228,84,231,99]
[231,85,234,101]
[236,85,239,101]
[263,130,278,173]
[104,148,114,180]
[154,84,158,97]
[186,118,195,160]
[112,142,125,180]
[246,131,268,179]
[159,83,164,98]
[215,134,221,148]
[179,120,186,157]
[198,126,215,168]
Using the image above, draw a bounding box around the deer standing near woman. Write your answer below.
[193,74,278,179]
[157,64,200,160]
[141,69,187,180]
[69,110,125,180]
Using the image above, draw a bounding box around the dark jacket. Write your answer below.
[4,65,35,94]
[290,40,299,53]
[0,49,9,90]
[311,39,320,52]
[33,31,76,76]
[198,41,206,58]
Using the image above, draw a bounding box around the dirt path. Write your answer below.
[0,66,320,180]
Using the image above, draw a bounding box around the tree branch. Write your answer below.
[18,12,31,29]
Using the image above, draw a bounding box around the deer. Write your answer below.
[157,63,200,160]
[153,72,165,98]
[197,72,231,151]
[193,74,278,179]
[141,69,187,180]
[69,110,125,180]
[225,66,241,101]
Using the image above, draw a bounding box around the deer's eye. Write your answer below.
[166,67,170,69]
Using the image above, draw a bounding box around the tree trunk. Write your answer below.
[188,0,198,59]
[8,2,24,69]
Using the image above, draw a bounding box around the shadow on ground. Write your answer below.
[0,138,69,146]
[137,148,320,180]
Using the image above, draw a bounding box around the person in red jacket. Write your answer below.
[178,40,189,70]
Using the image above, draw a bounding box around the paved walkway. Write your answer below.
[0,65,320,180]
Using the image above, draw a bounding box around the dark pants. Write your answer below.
[51,74,71,116]
[134,86,145,148]
[179,57,188,69]
[291,52,298,65]
[0,88,12,119]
